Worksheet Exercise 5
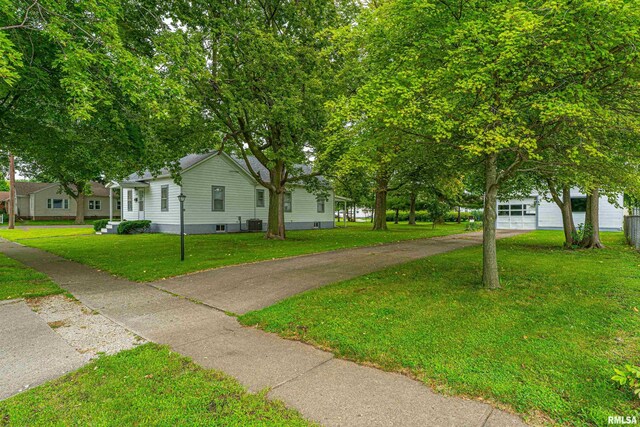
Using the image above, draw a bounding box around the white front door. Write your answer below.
[137,189,145,220]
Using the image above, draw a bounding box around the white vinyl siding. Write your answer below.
[142,153,336,229]
[181,155,259,226]
[498,190,624,231]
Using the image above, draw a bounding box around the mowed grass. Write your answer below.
[0,344,312,426]
[0,222,468,281]
[0,227,94,240]
[240,231,640,426]
[0,219,97,227]
[0,253,64,300]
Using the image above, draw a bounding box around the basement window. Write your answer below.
[215,224,226,232]
[313,222,321,229]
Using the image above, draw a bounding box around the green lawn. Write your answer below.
[0,343,311,426]
[0,253,64,300]
[240,231,640,426]
[0,222,468,281]
[0,219,97,227]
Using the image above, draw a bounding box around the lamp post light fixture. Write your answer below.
[178,193,186,261]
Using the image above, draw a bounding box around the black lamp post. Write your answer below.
[178,193,186,261]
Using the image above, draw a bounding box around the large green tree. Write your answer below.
[337,0,640,288]
[143,0,357,239]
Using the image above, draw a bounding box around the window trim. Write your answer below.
[160,185,169,212]
[88,200,102,210]
[212,186,225,212]
[284,192,292,213]
[47,198,68,209]
[256,189,265,208]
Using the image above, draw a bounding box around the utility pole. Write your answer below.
[8,153,15,229]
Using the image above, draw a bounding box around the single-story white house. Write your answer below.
[111,151,336,234]
[497,189,624,231]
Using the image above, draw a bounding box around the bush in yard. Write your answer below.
[117,220,152,235]
[612,365,640,399]
[93,219,110,232]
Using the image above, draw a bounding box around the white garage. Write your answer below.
[496,190,624,231]
[497,198,538,230]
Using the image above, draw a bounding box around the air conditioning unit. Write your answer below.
[247,219,263,232]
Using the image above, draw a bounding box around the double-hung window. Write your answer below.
[317,198,326,213]
[160,185,169,211]
[47,199,68,209]
[284,192,292,213]
[212,186,225,211]
[256,189,265,208]
[88,200,102,210]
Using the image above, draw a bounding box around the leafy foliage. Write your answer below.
[117,220,151,235]
[93,219,110,233]
[612,365,640,400]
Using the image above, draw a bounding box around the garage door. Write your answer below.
[497,199,537,230]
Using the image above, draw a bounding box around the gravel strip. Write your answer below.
[27,295,145,362]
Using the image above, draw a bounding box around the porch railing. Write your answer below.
[624,207,640,250]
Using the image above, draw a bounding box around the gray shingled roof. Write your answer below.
[126,151,323,184]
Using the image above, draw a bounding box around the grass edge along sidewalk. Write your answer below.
[240,231,640,426]
[0,343,313,426]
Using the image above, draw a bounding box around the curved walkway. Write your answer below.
[0,231,527,426]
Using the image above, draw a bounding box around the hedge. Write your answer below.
[117,220,152,235]
[386,209,483,223]
[93,219,110,232]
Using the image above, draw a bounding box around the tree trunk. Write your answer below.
[74,191,86,224]
[266,187,286,240]
[394,208,399,224]
[373,188,388,230]
[580,188,604,249]
[408,193,417,225]
[457,206,461,223]
[8,153,15,229]
[548,183,577,249]
[482,153,500,289]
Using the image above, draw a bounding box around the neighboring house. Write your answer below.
[497,189,624,231]
[1,182,120,220]
[0,191,9,213]
[114,151,335,234]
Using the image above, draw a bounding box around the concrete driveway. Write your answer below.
[0,232,528,426]
[153,229,525,314]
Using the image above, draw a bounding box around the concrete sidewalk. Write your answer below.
[153,230,525,314]
[0,299,85,400]
[0,237,527,426]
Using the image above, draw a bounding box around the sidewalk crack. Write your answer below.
[268,355,334,393]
